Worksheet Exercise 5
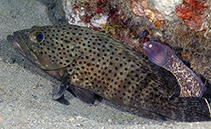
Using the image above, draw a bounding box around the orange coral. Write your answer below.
[182,49,193,61]
[185,0,207,13]
[154,21,163,28]
[185,15,206,32]
[175,0,208,32]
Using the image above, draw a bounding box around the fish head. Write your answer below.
[7,25,82,71]
[143,42,168,67]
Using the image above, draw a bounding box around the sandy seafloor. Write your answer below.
[0,0,211,128]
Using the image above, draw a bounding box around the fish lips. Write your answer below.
[7,33,27,57]
[7,32,40,67]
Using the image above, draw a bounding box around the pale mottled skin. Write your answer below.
[143,42,207,97]
[7,24,211,122]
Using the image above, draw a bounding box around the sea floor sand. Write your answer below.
[0,0,210,128]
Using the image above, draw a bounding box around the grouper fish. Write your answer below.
[7,24,211,122]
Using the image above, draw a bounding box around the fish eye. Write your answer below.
[29,30,44,43]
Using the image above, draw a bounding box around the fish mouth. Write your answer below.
[7,32,27,57]
[7,32,41,68]
[143,43,153,54]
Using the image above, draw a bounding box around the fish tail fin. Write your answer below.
[156,97,211,122]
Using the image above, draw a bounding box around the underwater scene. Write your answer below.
[1,0,211,128]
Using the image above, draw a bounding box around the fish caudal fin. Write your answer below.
[154,97,211,122]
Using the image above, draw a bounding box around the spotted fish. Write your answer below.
[143,42,206,97]
[7,24,211,122]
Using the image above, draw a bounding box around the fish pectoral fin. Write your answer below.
[67,85,102,104]
[52,72,69,100]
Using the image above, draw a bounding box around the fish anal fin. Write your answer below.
[55,94,70,105]
[67,85,102,104]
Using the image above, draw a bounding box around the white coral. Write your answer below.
[90,14,109,28]
[154,0,182,21]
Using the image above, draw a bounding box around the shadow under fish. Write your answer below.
[7,24,211,122]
